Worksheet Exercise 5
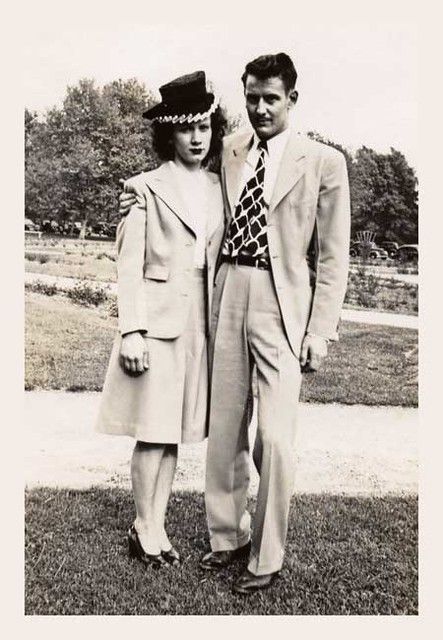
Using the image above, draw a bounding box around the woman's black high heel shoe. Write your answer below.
[127,525,169,568]
[161,546,181,567]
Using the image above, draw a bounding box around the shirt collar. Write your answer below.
[252,127,292,157]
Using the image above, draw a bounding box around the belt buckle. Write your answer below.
[256,256,268,270]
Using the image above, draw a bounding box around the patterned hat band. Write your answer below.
[150,95,219,124]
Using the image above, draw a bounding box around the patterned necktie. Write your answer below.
[224,139,268,258]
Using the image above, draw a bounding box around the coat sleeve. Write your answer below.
[306,150,350,341]
[116,177,148,336]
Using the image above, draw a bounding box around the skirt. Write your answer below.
[95,268,208,444]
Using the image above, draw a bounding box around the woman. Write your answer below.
[96,71,226,567]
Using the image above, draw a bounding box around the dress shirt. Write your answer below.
[235,127,292,208]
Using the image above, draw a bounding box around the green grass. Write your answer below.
[300,322,418,406]
[25,293,116,391]
[25,237,117,282]
[25,487,418,615]
[25,292,418,406]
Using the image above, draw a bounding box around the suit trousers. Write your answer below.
[205,262,302,575]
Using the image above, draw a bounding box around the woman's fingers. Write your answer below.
[120,332,148,375]
[143,348,150,371]
[120,355,145,374]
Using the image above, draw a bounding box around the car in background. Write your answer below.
[349,241,389,260]
[25,218,37,231]
[379,241,399,258]
[396,244,418,263]
[41,219,61,234]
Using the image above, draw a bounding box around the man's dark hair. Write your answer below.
[241,52,298,93]
[151,105,227,170]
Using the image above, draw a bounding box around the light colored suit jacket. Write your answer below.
[117,161,224,337]
[220,129,350,355]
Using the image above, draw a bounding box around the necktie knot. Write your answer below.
[257,139,268,153]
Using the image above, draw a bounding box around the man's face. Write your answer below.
[244,74,297,141]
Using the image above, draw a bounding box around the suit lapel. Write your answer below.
[268,132,307,215]
[223,133,253,218]
[143,162,197,235]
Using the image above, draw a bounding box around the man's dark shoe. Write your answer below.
[199,541,251,570]
[232,568,279,594]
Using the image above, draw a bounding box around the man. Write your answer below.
[120,52,350,594]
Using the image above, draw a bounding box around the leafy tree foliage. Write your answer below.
[351,146,418,243]
[25,79,156,227]
[307,131,418,243]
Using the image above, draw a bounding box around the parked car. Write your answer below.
[379,241,399,257]
[349,241,389,260]
[41,219,61,234]
[396,244,418,263]
[25,218,36,231]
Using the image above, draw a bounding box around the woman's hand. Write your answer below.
[119,332,149,375]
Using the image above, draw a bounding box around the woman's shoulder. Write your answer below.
[124,165,165,192]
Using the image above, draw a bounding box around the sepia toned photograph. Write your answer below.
[23,2,418,616]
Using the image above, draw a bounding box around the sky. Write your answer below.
[22,2,418,168]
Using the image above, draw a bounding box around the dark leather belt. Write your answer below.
[222,254,270,270]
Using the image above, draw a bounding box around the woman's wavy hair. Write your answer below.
[151,105,227,173]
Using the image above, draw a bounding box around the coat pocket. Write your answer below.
[143,264,170,281]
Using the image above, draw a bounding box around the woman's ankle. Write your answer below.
[133,517,155,533]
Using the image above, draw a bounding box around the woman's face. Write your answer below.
[172,117,212,167]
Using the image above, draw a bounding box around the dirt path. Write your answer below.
[25,391,418,495]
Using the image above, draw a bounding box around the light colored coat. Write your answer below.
[95,161,224,443]
[219,129,351,355]
[117,161,224,337]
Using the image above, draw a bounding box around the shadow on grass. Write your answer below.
[25,487,417,615]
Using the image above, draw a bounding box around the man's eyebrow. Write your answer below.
[245,91,280,99]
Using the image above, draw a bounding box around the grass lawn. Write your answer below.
[25,293,116,391]
[25,292,418,406]
[25,237,117,283]
[25,487,418,615]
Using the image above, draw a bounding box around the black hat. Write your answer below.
[143,70,217,123]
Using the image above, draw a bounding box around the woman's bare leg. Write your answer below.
[131,441,165,555]
[153,444,178,551]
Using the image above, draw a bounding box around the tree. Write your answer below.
[25,78,157,227]
[352,147,418,243]
[306,132,418,243]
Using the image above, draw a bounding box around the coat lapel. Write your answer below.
[143,162,197,235]
[268,132,307,215]
[223,133,253,218]
[206,173,224,239]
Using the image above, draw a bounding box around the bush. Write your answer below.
[25,281,59,296]
[25,252,51,264]
[107,297,118,317]
[66,281,109,307]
